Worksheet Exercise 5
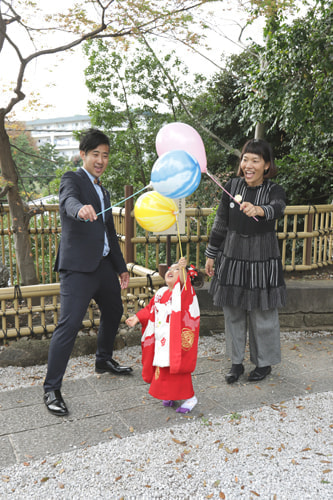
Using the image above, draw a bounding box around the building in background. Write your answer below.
[25,115,91,159]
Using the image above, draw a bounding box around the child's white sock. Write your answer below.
[176,395,198,413]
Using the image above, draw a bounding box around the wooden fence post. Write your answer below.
[158,263,168,279]
[124,185,134,263]
[305,213,314,267]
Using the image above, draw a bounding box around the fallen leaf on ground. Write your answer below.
[172,438,187,445]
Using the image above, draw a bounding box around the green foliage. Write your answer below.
[229,412,242,420]
[194,50,255,163]
[34,143,72,197]
[9,134,74,200]
[207,204,218,235]
[276,150,332,205]
[83,38,198,201]
[186,1,332,206]
[10,132,39,194]
[236,1,333,203]
[80,1,332,209]
[46,150,77,197]
[184,49,260,206]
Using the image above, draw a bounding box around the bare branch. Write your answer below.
[164,33,224,71]
[10,143,59,164]
[3,20,108,115]
[0,10,6,51]
[0,184,11,198]
[26,205,46,218]
[139,33,241,157]
[1,0,217,116]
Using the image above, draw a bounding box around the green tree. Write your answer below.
[183,49,257,206]
[186,1,332,206]
[237,0,333,203]
[84,38,206,201]
[9,131,39,194]
[33,143,70,197]
[8,128,73,199]
[0,0,217,285]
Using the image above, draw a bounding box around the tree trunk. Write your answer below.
[0,116,39,285]
[255,122,265,139]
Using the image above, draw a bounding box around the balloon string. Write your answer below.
[176,216,186,290]
[86,184,150,221]
[206,170,258,222]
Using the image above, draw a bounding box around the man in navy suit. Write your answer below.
[44,128,132,416]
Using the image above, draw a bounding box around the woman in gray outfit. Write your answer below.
[205,139,286,383]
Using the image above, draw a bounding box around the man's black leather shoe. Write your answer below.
[95,359,133,374]
[225,363,244,384]
[44,390,69,416]
[248,366,272,382]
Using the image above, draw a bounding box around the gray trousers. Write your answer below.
[223,305,281,367]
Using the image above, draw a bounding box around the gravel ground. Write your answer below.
[0,331,332,499]
[0,330,331,392]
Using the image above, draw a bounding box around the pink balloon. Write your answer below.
[156,122,207,173]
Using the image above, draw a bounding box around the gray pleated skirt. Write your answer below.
[209,230,287,311]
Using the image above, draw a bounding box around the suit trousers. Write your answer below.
[223,305,281,367]
[44,258,123,391]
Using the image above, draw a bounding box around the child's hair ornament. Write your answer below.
[187,265,198,278]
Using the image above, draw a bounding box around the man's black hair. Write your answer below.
[79,128,110,154]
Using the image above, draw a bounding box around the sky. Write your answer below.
[1,1,265,122]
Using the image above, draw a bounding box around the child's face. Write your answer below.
[165,263,180,289]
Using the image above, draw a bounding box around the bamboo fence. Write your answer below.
[0,201,331,340]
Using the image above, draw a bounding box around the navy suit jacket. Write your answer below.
[54,168,127,274]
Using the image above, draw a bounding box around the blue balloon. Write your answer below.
[151,150,201,199]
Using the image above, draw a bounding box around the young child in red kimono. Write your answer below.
[126,257,201,413]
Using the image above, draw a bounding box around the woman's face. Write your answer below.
[240,153,270,187]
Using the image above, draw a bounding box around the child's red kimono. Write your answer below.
[136,275,200,401]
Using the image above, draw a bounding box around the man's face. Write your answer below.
[80,144,110,179]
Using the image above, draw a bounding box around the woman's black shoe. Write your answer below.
[225,364,244,384]
[248,366,272,382]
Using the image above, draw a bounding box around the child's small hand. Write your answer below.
[178,257,187,269]
[126,315,139,327]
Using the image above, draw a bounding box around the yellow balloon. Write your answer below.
[134,191,178,232]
